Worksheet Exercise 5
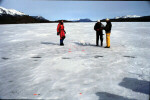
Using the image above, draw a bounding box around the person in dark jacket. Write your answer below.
[104,18,112,48]
[94,20,104,46]
[57,20,66,46]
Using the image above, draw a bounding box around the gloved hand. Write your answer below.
[64,31,66,34]
[57,32,59,35]
[104,27,106,30]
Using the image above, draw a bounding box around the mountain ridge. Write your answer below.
[0,6,50,24]
[100,15,150,22]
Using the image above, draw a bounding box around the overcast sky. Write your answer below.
[0,0,150,21]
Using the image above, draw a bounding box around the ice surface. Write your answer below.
[0,22,150,100]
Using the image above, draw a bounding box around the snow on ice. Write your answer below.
[0,22,150,100]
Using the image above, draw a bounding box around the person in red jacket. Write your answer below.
[57,20,66,46]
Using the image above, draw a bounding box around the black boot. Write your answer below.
[104,46,110,48]
[60,43,64,46]
[60,40,64,46]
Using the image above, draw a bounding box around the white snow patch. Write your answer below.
[0,6,25,16]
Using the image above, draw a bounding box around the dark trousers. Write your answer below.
[60,36,65,45]
[96,31,103,46]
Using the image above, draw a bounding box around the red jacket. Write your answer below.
[57,23,65,39]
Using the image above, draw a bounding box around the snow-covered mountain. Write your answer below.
[100,15,150,22]
[0,6,25,16]
[0,6,50,24]
[115,15,141,19]
[69,18,93,22]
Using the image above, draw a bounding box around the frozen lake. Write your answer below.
[0,22,150,100]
